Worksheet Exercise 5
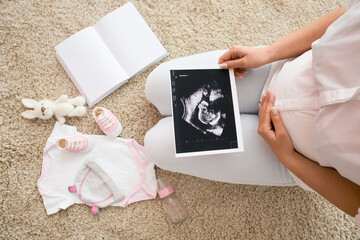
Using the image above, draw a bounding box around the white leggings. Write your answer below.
[144,50,296,185]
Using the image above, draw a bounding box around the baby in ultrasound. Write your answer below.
[180,81,226,136]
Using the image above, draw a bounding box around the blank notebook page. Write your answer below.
[94,3,167,77]
[56,27,128,105]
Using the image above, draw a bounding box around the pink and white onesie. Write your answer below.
[38,122,157,215]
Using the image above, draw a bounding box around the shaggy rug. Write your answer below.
[1,0,359,239]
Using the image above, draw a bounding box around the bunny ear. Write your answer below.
[22,99,38,108]
[21,110,38,119]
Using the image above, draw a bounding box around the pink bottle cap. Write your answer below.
[157,178,174,198]
[92,206,99,215]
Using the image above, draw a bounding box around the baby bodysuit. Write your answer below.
[38,122,157,215]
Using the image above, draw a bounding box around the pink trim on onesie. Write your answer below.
[117,139,157,207]
[38,143,57,194]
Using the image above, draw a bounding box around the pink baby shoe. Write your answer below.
[57,135,89,152]
[93,107,122,138]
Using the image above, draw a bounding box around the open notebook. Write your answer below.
[56,2,168,106]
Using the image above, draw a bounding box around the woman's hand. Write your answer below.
[218,45,272,77]
[257,93,360,218]
[257,90,295,163]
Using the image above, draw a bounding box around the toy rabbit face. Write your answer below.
[36,100,54,119]
[21,98,54,120]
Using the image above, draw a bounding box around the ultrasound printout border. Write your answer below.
[169,65,244,158]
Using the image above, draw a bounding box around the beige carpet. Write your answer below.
[1,0,359,239]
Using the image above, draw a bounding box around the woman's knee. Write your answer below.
[144,117,175,167]
[145,63,172,116]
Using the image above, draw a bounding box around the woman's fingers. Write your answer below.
[234,69,247,77]
[259,90,273,120]
[222,58,246,69]
[218,49,234,64]
[258,90,276,139]
[218,48,247,77]
[218,46,245,66]
[258,91,295,161]
[270,106,287,136]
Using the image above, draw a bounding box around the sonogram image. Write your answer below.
[170,68,239,155]
[180,80,226,136]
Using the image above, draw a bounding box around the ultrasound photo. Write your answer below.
[180,80,226,137]
[170,68,243,157]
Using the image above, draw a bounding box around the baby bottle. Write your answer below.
[157,178,188,224]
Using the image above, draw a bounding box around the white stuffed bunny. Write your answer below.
[21,95,86,123]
